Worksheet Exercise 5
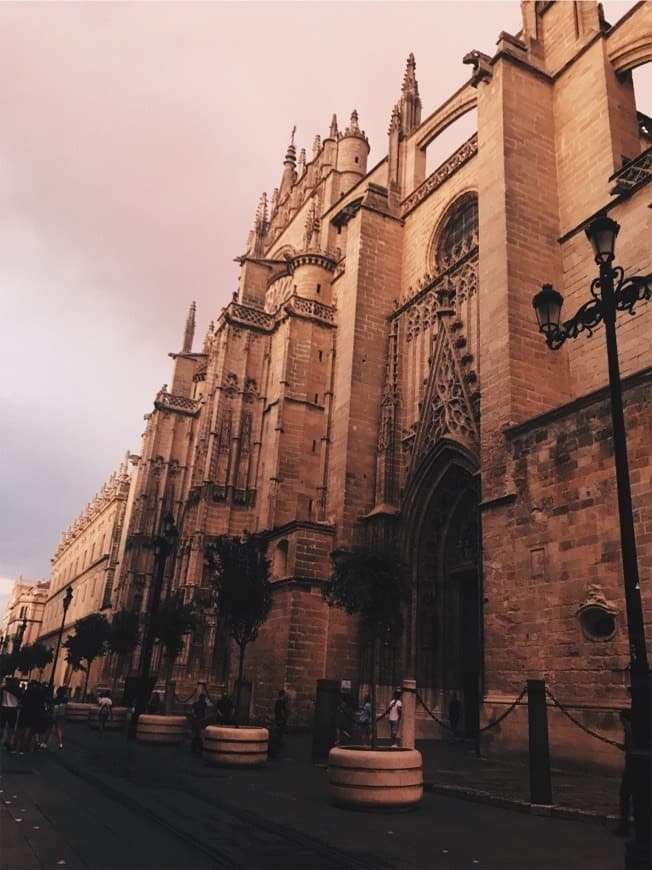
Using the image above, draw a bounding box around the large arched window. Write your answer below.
[435,193,478,269]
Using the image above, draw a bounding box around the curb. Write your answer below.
[424,781,617,827]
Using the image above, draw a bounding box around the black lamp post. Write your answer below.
[533,214,651,869]
[129,511,178,737]
[49,585,73,687]
[13,616,28,654]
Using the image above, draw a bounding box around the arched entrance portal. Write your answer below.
[408,459,482,736]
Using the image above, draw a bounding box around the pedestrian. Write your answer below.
[387,690,402,747]
[615,707,633,835]
[216,691,233,725]
[37,684,55,749]
[335,695,352,746]
[274,689,288,733]
[448,692,461,739]
[190,692,208,754]
[358,695,372,745]
[1,677,21,751]
[16,681,44,753]
[97,691,113,734]
[52,685,68,749]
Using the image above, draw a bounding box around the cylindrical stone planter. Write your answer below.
[136,714,186,745]
[88,706,129,730]
[65,702,94,722]
[328,746,423,810]
[203,725,269,767]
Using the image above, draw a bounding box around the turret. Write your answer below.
[336,110,370,177]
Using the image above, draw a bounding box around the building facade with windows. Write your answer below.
[1,578,50,655]
[94,0,649,766]
[39,457,133,694]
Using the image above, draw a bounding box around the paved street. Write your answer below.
[1,724,625,870]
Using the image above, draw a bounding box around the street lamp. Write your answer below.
[533,214,651,869]
[49,585,73,687]
[129,511,178,737]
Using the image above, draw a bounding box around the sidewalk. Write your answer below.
[415,738,620,824]
[1,725,624,870]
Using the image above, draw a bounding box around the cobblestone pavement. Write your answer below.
[0,726,625,870]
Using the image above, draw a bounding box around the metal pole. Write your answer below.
[600,263,651,868]
[49,609,67,687]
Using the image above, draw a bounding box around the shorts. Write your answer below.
[1,708,18,730]
[53,705,66,721]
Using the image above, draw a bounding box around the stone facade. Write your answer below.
[47,1,651,768]
[1,578,49,654]
[39,457,132,694]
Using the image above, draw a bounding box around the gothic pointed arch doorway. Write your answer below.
[402,447,482,737]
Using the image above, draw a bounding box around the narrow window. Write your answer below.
[316,283,321,294]
[312,440,317,452]
[318,350,323,362]
[314,393,319,404]
[354,156,359,164]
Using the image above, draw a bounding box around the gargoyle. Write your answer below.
[463,49,493,87]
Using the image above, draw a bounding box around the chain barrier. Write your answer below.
[415,691,454,732]
[545,687,623,751]
[174,688,199,705]
[416,686,528,734]
[478,686,528,733]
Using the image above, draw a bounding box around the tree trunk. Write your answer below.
[163,654,175,714]
[370,639,378,748]
[234,643,246,727]
[111,653,122,695]
[83,661,91,700]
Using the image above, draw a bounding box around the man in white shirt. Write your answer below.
[387,690,402,747]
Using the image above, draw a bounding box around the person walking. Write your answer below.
[358,695,372,746]
[387,690,403,747]
[52,685,68,749]
[97,691,113,734]
[190,692,209,754]
[1,677,21,751]
[274,690,288,734]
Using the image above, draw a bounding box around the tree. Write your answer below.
[15,642,53,677]
[0,652,17,678]
[206,534,272,724]
[107,609,140,693]
[150,595,196,711]
[323,545,411,747]
[63,613,111,699]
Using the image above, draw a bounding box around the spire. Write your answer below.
[329,114,339,139]
[270,187,279,214]
[312,134,321,158]
[253,192,268,256]
[182,301,196,353]
[388,102,401,135]
[400,53,422,135]
[344,109,368,142]
[279,126,297,199]
[297,147,307,177]
[203,320,214,353]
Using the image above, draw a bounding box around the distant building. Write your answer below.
[1,578,50,654]
[56,0,651,767]
[38,457,132,693]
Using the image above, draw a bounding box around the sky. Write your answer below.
[0,0,648,617]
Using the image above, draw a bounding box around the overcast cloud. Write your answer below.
[0,1,648,619]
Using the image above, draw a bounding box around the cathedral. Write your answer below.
[42,0,651,768]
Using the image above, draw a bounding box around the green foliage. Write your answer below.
[206,534,273,651]
[0,652,17,677]
[63,613,111,673]
[324,546,411,640]
[151,595,196,661]
[108,609,140,657]
[16,642,53,674]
